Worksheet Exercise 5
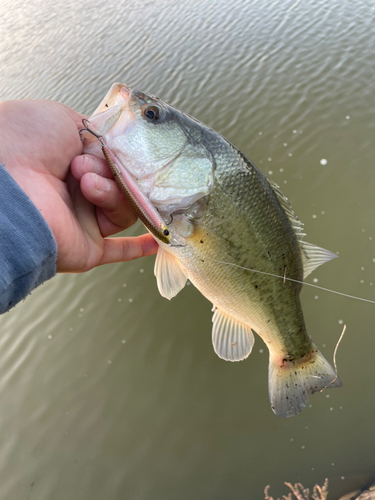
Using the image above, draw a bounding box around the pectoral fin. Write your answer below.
[154,247,187,300]
[212,307,255,362]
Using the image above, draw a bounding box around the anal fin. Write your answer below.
[154,247,187,300]
[212,307,255,362]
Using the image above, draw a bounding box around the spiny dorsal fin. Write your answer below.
[269,180,337,278]
[212,307,255,362]
[154,247,187,300]
[268,180,305,242]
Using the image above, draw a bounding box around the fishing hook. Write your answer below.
[79,119,105,146]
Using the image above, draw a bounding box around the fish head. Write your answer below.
[83,83,214,216]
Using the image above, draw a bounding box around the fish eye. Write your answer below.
[163,229,169,236]
[142,105,161,121]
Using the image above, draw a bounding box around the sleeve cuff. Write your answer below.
[0,165,58,313]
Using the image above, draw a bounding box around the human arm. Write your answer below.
[0,99,158,312]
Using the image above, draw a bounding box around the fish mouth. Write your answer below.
[87,83,133,137]
[93,83,131,115]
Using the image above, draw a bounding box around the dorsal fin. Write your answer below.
[300,241,338,279]
[268,180,305,242]
[269,180,337,278]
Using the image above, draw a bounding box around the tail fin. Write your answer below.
[268,347,342,418]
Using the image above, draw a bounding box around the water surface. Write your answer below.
[1,0,375,498]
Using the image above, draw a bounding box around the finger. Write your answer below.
[71,154,112,182]
[99,233,159,265]
[80,172,138,234]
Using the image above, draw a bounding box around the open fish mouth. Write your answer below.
[84,83,134,139]
[93,83,131,116]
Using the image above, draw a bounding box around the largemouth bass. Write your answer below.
[82,83,342,418]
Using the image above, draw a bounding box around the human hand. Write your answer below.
[0,99,158,272]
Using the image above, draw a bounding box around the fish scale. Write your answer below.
[83,82,341,418]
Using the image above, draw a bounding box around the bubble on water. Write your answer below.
[129,298,133,303]
[283,143,288,147]
[268,171,273,175]
[283,180,287,184]
[369,237,373,241]
[372,258,375,263]
[361,267,365,270]
[293,130,297,134]
[331,463,335,466]
[259,349,264,353]
[309,404,313,408]
[338,319,344,325]
[268,157,272,162]
[79,308,84,312]
[320,159,327,165]
[339,406,343,410]
[360,280,364,284]
[362,228,365,232]
[341,476,345,480]
[123,283,127,288]
[322,344,326,347]
[140,269,144,273]
[122,340,126,344]
[346,115,350,119]
[311,468,315,471]
[48,335,52,340]
[326,394,330,398]
[290,438,294,442]
[314,295,319,299]
[69,327,73,332]
[312,214,317,219]
[321,211,325,215]
[288,153,293,157]
[305,426,308,430]
[313,278,319,283]
[108,360,112,364]
[259,131,262,135]
[118,298,122,302]
[301,445,306,449]
[279,168,284,172]
[330,407,334,411]
[186,281,191,286]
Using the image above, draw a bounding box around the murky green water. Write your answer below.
[1,0,375,498]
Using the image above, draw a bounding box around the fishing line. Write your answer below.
[331,324,346,384]
[205,256,375,305]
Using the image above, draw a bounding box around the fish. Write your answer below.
[81,82,342,418]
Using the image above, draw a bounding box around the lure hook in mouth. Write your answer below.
[79,119,105,146]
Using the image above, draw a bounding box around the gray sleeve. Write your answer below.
[0,165,58,314]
